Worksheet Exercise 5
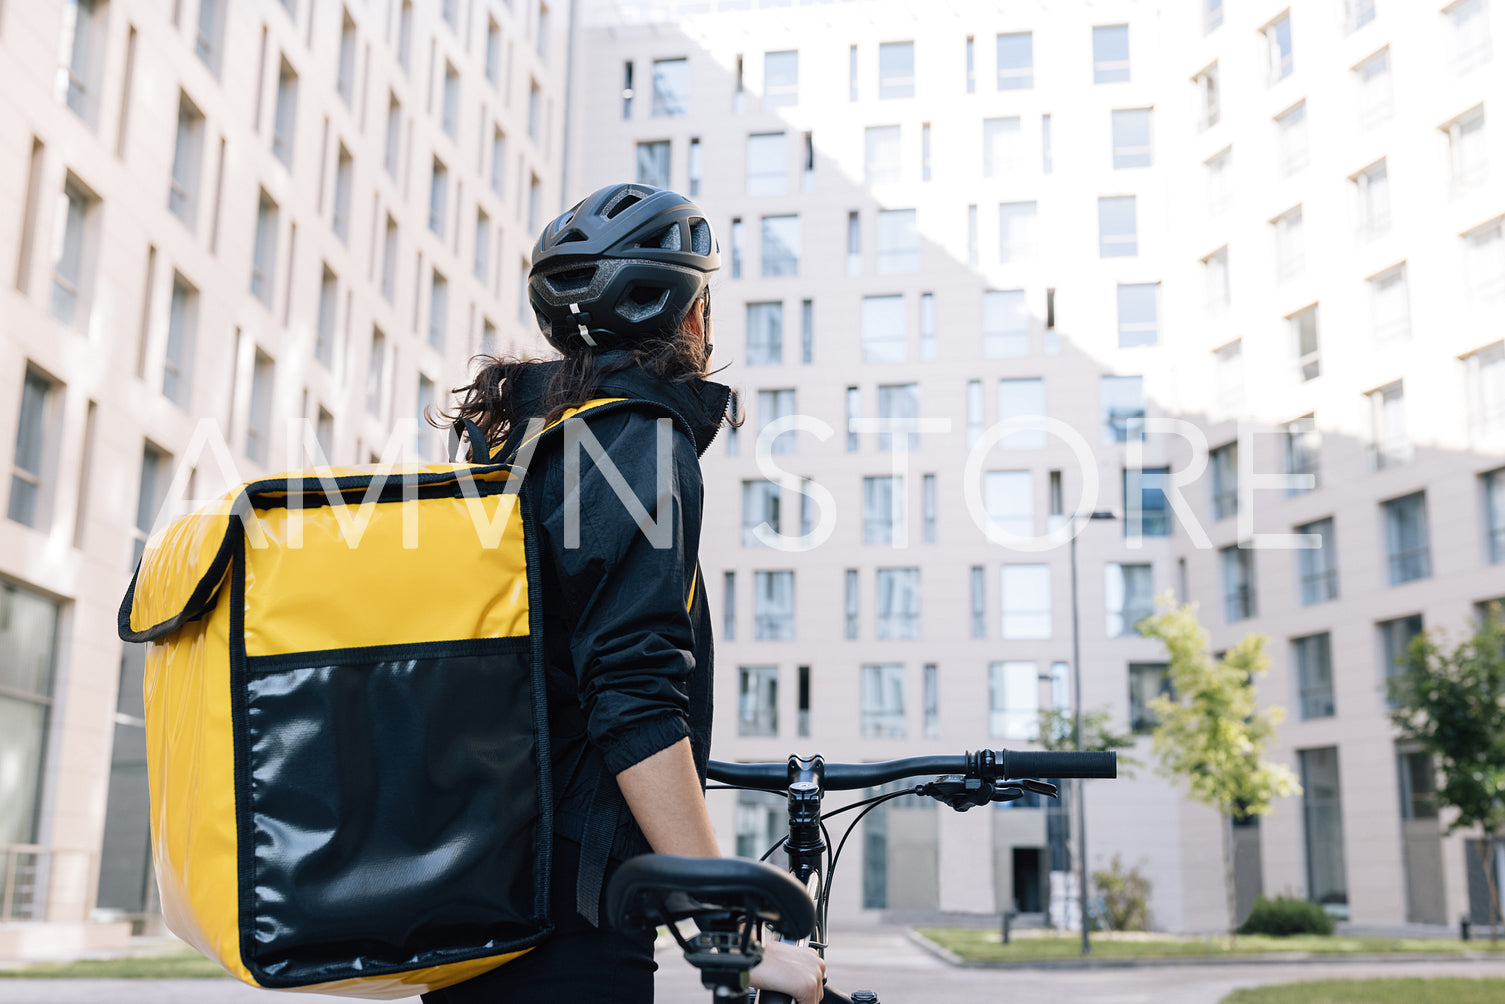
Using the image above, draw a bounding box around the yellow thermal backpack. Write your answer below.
[116,401,634,999]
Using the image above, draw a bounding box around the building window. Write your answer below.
[876,383,919,451]
[1396,746,1439,820]
[983,290,1028,358]
[247,350,275,464]
[0,582,62,850]
[415,374,435,457]
[1275,101,1309,176]
[966,205,978,266]
[1447,0,1494,76]
[366,328,386,417]
[1106,563,1153,637]
[846,210,861,275]
[689,137,703,196]
[528,81,541,141]
[722,571,736,640]
[861,664,905,738]
[651,58,689,116]
[1128,662,1171,733]
[60,0,107,123]
[1446,106,1489,197]
[918,293,935,361]
[746,302,782,366]
[439,62,461,138]
[381,216,399,303]
[741,480,781,547]
[1368,264,1410,344]
[1384,491,1431,584]
[1344,0,1377,33]
[922,473,936,543]
[1205,147,1232,215]
[965,35,975,93]
[756,388,796,456]
[969,566,986,638]
[997,32,1033,90]
[846,386,860,452]
[801,299,814,363]
[998,378,1046,450]
[337,11,358,108]
[997,202,1037,264]
[486,19,502,88]
[847,44,857,101]
[989,662,1039,740]
[1486,468,1505,560]
[251,190,278,307]
[1299,747,1349,919]
[635,140,670,188]
[746,132,787,196]
[877,209,918,273]
[923,664,938,739]
[860,295,905,363]
[196,0,225,77]
[1092,24,1130,83]
[385,95,403,180]
[1291,305,1320,382]
[168,93,205,228]
[1101,375,1144,444]
[1297,518,1339,605]
[1261,11,1294,84]
[876,568,921,640]
[1117,283,1159,347]
[1221,545,1257,622]
[428,270,448,351]
[1380,614,1424,696]
[1354,49,1392,130]
[982,117,1022,178]
[984,472,1033,540]
[397,1,412,72]
[877,41,914,99]
[429,158,448,237]
[754,571,795,641]
[764,50,798,108]
[1209,441,1238,521]
[1284,414,1320,493]
[863,476,904,545]
[1098,196,1137,257]
[1295,633,1335,719]
[1041,114,1054,174]
[474,209,491,283]
[845,568,859,639]
[966,380,984,447]
[1111,108,1152,169]
[49,176,96,329]
[1195,63,1220,130]
[1465,218,1505,301]
[1352,159,1391,242]
[8,369,60,529]
[490,128,506,197]
[273,58,298,166]
[163,274,198,406]
[1213,340,1245,419]
[1368,380,1410,468]
[1124,467,1171,537]
[332,145,353,244]
[1205,0,1224,32]
[739,666,778,737]
[1001,565,1050,640]
[1272,205,1304,282]
[761,215,800,277]
[1204,246,1231,313]
[730,217,745,278]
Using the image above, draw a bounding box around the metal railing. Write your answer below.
[2,844,98,922]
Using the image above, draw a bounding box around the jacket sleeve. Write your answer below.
[546,411,704,776]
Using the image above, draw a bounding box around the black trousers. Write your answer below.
[421,836,658,1004]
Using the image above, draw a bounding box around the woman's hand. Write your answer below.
[749,940,826,1004]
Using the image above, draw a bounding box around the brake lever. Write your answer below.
[1020,778,1059,799]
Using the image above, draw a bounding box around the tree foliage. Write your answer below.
[1387,605,1505,938]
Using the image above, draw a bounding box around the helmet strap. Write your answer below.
[569,303,597,347]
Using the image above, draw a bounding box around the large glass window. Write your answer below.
[1465,218,1505,302]
[1196,63,1220,130]
[1221,545,1256,621]
[1098,196,1137,256]
[51,178,94,328]
[1368,264,1410,344]
[761,215,800,277]
[1352,158,1391,242]
[876,383,919,451]
[1101,375,1144,443]
[1276,102,1309,176]
[876,568,921,640]
[1464,342,1505,440]
[746,302,783,366]
[1117,283,1158,347]
[1300,747,1349,919]
[635,141,670,188]
[1368,381,1409,468]
[1354,49,1392,130]
[9,369,58,529]
[877,42,915,99]
[998,378,1045,450]
[1001,565,1051,639]
[989,661,1038,739]
[1209,442,1238,521]
[1111,109,1152,168]
[861,295,905,364]
[1384,492,1431,584]
[982,118,1023,178]
[754,571,794,641]
[428,270,448,350]
[163,275,198,406]
[983,290,1028,358]
[764,50,798,108]
[865,126,901,185]
[652,58,689,116]
[1284,414,1320,493]
[1106,563,1153,637]
[863,476,904,545]
[247,351,275,464]
[1273,206,1304,282]
[1295,633,1335,719]
[1291,305,1321,382]
[741,480,781,546]
[1092,25,1130,83]
[739,665,778,736]
[1379,614,1423,699]
[861,664,905,737]
[876,210,918,273]
[1124,467,1170,537]
[756,389,795,455]
[998,202,1037,263]
[1128,662,1171,733]
[996,32,1033,90]
[169,93,205,227]
[985,472,1033,539]
[1447,0,1493,76]
[746,133,787,196]
[0,583,61,849]
[1262,11,1294,84]
[1297,518,1339,605]
[1485,468,1505,563]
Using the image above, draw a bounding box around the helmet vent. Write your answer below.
[556,228,589,244]
[617,284,671,322]
[651,224,682,251]
[546,266,596,294]
[688,218,711,256]
[604,193,642,219]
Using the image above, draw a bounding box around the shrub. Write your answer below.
[1092,854,1152,931]
[1236,895,1335,936]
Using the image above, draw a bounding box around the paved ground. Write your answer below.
[5,929,1505,1003]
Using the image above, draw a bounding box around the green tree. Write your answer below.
[1037,707,1142,777]
[1388,606,1505,942]
[1136,595,1300,938]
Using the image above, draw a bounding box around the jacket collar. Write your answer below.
[510,352,732,458]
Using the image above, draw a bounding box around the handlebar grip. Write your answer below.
[999,750,1117,779]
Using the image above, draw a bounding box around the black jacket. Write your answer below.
[508,355,731,861]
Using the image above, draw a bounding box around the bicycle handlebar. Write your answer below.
[707,749,1116,790]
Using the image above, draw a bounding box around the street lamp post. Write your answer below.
[1069,509,1117,956]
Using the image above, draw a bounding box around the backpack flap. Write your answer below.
[119,500,239,644]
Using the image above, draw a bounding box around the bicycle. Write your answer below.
[606,748,1118,1003]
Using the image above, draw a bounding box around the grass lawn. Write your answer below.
[0,946,227,979]
[916,928,1505,963]
[1219,978,1505,1003]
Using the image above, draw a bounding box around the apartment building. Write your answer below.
[0,0,565,951]
[573,0,1504,931]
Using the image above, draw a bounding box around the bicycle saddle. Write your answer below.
[606,854,816,940]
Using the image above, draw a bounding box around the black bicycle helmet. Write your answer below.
[528,183,720,353]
